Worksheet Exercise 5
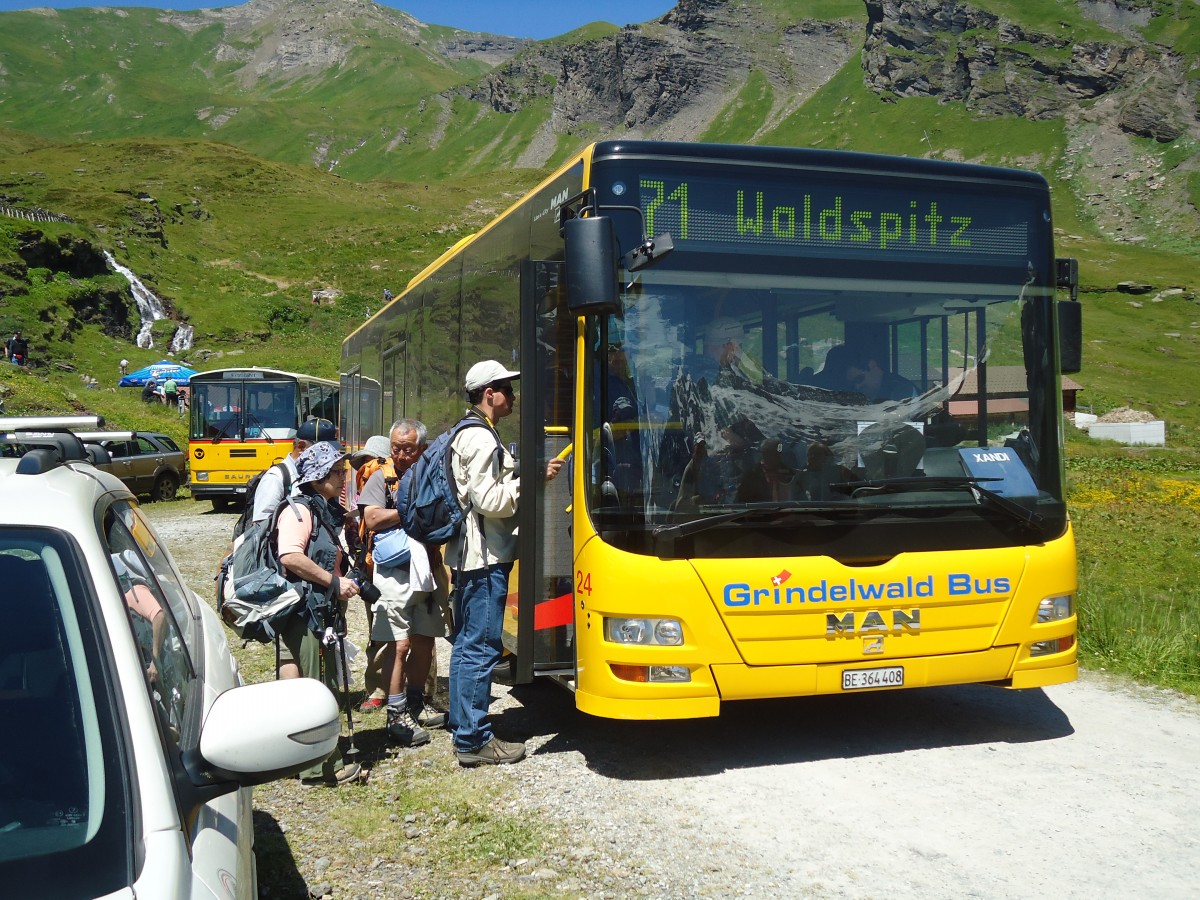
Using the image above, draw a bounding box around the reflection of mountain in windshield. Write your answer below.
[668,365,960,478]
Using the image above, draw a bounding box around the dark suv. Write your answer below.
[79,430,188,501]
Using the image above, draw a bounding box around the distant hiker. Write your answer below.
[162,377,179,408]
[119,358,129,375]
[383,288,393,302]
[141,378,159,403]
[6,330,27,366]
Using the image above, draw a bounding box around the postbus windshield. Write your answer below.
[584,156,1065,557]
[191,378,299,441]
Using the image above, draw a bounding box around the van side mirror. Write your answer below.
[565,217,620,316]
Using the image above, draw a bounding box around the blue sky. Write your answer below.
[0,1,679,39]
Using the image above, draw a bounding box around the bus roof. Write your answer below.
[588,140,1049,189]
[188,366,338,386]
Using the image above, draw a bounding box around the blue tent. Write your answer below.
[118,360,197,387]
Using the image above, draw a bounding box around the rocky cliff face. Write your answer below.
[462,0,1195,153]
[861,0,1195,143]
[463,0,859,143]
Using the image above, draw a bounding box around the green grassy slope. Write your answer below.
[0,136,548,392]
[0,7,490,175]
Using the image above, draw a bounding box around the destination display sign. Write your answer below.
[618,170,1040,265]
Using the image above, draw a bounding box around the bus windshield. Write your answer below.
[585,157,1065,554]
[191,379,298,441]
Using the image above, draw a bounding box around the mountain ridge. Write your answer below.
[0,0,1197,442]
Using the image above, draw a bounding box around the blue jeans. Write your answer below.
[448,563,512,752]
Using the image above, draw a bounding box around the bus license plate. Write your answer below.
[842,666,904,690]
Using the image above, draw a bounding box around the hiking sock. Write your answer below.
[387,693,405,711]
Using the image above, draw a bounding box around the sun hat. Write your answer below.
[350,434,391,463]
[297,440,350,485]
[464,359,520,392]
[297,417,337,442]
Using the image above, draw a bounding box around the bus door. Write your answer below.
[382,341,406,425]
[511,259,576,682]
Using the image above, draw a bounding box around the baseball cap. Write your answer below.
[297,441,350,485]
[297,417,337,442]
[350,434,391,463]
[464,359,520,392]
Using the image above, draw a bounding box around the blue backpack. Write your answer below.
[398,416,503,546]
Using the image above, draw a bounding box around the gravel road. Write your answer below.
[147,499,1200,899]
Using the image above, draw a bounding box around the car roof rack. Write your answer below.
[0,415,106,431]
[74,431,137,442]
[0,415,105,474]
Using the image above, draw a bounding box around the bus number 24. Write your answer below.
[576,570,592,596]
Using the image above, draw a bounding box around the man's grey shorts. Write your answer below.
[370,563,444,641]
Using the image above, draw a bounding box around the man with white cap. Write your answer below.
[448,359,562,767]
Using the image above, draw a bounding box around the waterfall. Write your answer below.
[170,323,194,353]
[104,250,167,349]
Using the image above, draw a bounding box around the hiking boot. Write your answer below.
[386,706,430,747]
[457,737,526,768]
[407,693,446,729]
[301,762,366,787]
[358,695,385,713]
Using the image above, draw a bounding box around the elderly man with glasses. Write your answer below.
[360,419,447,748]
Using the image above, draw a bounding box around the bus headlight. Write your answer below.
[605,617,684,646]
[610,664,692,683]
[1036,595,1073,623]
[1030,635,1075,657]
[195,471,209,481]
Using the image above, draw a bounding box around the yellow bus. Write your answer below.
[188,367,339,509]
[341,141,1081,719]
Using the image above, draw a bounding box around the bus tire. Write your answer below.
[211,496,234,511]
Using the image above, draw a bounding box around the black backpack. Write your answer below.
[221,496,318,643]
[397,416,503,546]
[231,461,292,539]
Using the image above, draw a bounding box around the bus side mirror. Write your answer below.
[565,217,620,316]
[1056,257,1081,375]
[1059,301,1082,374]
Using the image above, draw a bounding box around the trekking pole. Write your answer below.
[332,597,358,757]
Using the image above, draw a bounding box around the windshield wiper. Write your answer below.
[246,411,274,443]
[652,500,850,541]
[210,416,237,445]
[832,475,1045,527]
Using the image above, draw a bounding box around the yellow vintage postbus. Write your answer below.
[188,367,339,509]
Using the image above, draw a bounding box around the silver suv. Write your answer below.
[0,416,339,898]
[77,429,188,501]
